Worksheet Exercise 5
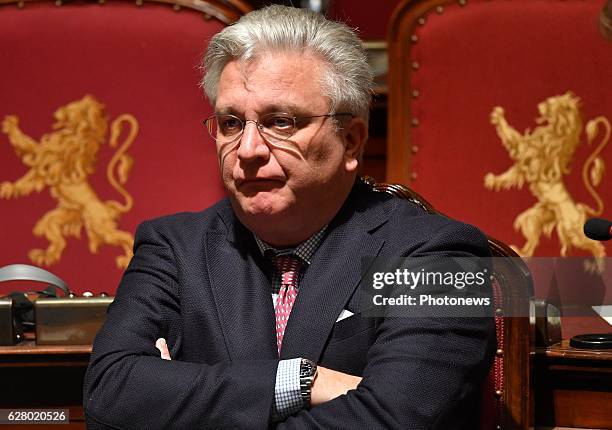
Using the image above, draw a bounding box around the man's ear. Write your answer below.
[342,117,368,173]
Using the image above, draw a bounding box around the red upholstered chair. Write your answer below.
[387,1,612,427]
[387,0,611,261]
[366,177,533,430]
[0,0,250,295]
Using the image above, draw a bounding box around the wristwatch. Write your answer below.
[299,358,318,409]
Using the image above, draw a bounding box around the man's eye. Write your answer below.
[219,117,242,134]
[266,116,294,131]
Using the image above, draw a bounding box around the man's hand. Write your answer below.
[311,366,362,407]
[155,338,172,360]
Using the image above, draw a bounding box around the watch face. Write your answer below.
[300,359,317,378]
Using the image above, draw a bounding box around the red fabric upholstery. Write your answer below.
[0,2,227,294]
[328,0,403,39]
[388,0,611,259]
[386,3,570,427]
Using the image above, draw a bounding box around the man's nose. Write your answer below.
[236,121,270,162]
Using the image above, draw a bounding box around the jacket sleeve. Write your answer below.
[83,220,279,430]
[278,221,496,429]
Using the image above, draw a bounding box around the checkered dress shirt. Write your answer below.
[254,227,326,420]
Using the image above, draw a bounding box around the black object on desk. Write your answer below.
[570,333,612,349]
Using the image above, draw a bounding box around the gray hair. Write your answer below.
[201,5,373,122]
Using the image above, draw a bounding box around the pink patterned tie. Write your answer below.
[274,255,302,355]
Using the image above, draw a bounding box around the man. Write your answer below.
[84,6,494,429]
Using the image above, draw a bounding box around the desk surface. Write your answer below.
[0,341,92,356]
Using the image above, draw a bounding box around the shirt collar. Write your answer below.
[254,226,327,265]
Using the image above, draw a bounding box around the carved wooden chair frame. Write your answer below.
[0,0,251,24]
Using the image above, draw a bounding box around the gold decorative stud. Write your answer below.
[17,0,24,8]
[417,17,426,25]
[495,390,503,397]
[495,308,503,316]
[411,118,419,127]
[411,61,419,70]
[412,89,420,98]
[410,34,419,43]
[496,348,503,356]
[54,0,62,6]
[459,0,467,5]
[98,0,105,4]
[436,6,444,14]
[411,172,418,181]
[411,145,419,154]
[136,0,143,7]
[173,4,181,11]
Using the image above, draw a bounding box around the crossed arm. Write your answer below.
[155,338,363,408]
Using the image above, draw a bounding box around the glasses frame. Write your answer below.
[202,112,354,143]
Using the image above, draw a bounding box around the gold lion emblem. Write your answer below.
[1,95,138,269]
[484,92,610,271]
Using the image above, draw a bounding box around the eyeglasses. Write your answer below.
[202,112,353,143]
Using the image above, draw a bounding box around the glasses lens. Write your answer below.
[204,113,298,143]
[206,115,243,142]
[259,113,296,141]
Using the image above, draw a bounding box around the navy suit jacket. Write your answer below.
[84,181,495,429]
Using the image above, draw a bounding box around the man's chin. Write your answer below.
[231,194,290,219]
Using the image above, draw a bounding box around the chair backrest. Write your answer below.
[387,0,612,262]
[0,0,250,294]
[365,176,534,429]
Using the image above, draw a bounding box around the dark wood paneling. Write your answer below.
[535,341,612,428]
[0,342,90,430]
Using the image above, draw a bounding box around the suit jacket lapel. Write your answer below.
[280,186,388,361]
[206,203,278,361]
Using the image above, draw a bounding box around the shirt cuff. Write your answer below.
[272,357,303,420]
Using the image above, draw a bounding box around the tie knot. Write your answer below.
[273,255,302,286]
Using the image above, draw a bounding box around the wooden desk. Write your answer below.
[2,326,611,429]
[535,317,612,429]
[0,342,90,429]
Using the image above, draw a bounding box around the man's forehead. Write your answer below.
[214,54,329,114]
[224,54,322,87]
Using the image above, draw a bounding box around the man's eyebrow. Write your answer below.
[214,104,313,117]
[262,104,310,116]
[214,107,239,116]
